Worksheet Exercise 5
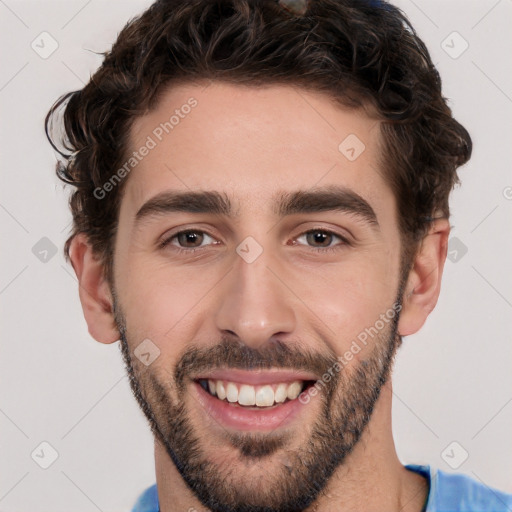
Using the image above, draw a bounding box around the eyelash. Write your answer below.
[159,228,350,255]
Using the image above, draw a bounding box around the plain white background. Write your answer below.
[1,1,511,510]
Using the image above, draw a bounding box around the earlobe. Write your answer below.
[398,219,450,337]
[68,234,120,344]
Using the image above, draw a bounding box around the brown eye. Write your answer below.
[160,230,218,251]
[296,229,345,249]
[175,231,205,248]
[305,231,334,247]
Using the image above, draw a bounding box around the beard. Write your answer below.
[114,288,404,512]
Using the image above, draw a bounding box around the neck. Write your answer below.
[154,380,428,512]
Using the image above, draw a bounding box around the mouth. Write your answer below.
[196,378,315,408]
[192,370,318,432]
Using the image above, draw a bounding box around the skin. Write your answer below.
[69,82,450,511]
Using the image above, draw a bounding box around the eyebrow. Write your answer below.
[134,185,379,229]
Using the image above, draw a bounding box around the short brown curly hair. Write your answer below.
[46,0,471,282]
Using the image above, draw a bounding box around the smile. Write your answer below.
[192,370,318,431]
[197,378,311,407]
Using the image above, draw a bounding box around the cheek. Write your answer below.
[116,258,223,344]
[291,255,398,352]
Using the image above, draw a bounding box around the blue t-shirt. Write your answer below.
[131,464,512,511]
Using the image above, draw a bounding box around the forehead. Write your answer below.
[123,81,394,222]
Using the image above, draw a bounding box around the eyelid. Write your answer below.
[158,228,218,249]
[290,228,352,258]
[171,231,215,247]
[291,223,353,244]
[293,229,349,248]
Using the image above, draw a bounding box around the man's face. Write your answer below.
[112,82,405,511]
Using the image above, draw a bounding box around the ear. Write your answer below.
[68,233,120,344]
[398,218,450,337]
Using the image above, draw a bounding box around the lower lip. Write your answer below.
[193,381,311,432]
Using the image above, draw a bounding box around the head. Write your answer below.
[46,0,471,510]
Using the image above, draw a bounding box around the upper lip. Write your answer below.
[194,369,318,386]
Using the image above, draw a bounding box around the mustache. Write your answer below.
[173,336,340,392]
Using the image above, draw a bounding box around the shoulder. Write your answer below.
[433,468,512,512]
[131,484,159,512]
[406,464,512,512]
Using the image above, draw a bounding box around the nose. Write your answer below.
[214,250,297,350]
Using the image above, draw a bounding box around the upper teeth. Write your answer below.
[204,379,304,407]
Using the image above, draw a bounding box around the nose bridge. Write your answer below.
[214,247,297,348]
